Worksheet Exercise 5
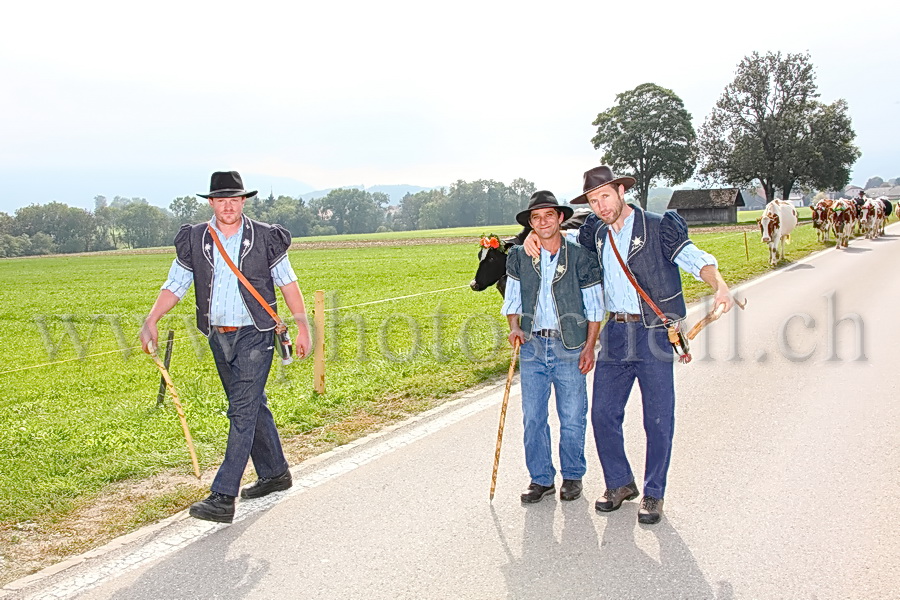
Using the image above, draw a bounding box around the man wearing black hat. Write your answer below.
[502,191,604,503]
[524,167,734,524]
[140,171,311,523]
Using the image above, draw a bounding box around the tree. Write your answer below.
[310,189,385,235]
[591,83,696,209]
[865,176,884,189]
[698,51,859,201]
[169,196,200,223]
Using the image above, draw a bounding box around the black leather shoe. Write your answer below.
[638,496,664,524]
[560,479,583,501]
[240,469,293,499]
[189,492,235,523]
[594,481,639,512]
[520,482,556,504]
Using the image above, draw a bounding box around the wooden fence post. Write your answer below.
[744,231,750,261]
[314,290,326,394]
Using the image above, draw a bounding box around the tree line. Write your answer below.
[591,51,862,207]
[0,178,537,258]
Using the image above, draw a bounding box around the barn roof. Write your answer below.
[667,188,746,209]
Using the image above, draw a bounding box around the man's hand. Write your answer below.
[522,231,541,258]
[578,345,596,374]
[699,265,734,314]
[294,320,312,358]
[508,326,525,348]
[140,320,158,354]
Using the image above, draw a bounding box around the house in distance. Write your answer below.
[667,188,747,224]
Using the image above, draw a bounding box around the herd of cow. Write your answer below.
[810,195,894,250]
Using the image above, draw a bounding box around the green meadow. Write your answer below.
[0,220,834,532]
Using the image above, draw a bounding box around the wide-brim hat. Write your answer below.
[515,190,574,227]
[570,165,635,205]
[198,171,258,199]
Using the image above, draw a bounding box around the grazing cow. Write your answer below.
[470,209,591,297]
[831,198,855,248]
[811,198,834,243]
[758,199,799,266]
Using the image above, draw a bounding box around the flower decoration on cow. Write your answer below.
[479,234,502,250]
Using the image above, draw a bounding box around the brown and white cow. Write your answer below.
[831,198,855,248]
[859,198,885,239]
[811,198,833,243]
[758,199,798,266]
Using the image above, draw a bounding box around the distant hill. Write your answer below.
[301,184,434,205]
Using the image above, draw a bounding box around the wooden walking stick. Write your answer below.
[149,341,202,479]
[490,337,520,502]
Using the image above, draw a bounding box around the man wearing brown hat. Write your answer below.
[502,191,604,503]
[140,171,311,523]
[524,167,734,523]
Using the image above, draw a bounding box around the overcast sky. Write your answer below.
[2,0,898,210]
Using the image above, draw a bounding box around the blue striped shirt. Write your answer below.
[603,211,716,313]
[501,247,604,325]
[162,218,298,326]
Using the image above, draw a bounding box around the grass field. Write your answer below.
[0,218,847,581]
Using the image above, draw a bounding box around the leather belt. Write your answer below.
[608,312,641,323]
[213,326,241,334]
[533,329,561,338]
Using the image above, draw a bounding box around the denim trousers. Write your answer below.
[592,321,676,499]
[519,335,588,487]
[208,327,288,497]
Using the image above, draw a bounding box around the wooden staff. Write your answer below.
[149,341,201,479]
[490,338,520,502]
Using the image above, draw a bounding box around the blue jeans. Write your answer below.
[519,335,588,487]
[209,327,288,497]
[592,321,675,499]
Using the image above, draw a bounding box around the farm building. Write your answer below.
[666,188,746,224]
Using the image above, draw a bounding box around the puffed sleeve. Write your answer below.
[577,213,600,252]
[660,210,692,263]
[173,224,194,271]
[266,224,292,268]
[505,246,521,281]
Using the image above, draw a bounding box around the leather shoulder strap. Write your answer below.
[607,229,670,325]
[207,224,285,327]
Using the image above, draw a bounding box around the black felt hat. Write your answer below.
[515,190,574,227]
[198,171,258,199]
[569,165,635,205]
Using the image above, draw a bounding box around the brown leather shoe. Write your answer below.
[560,479,583,501]
[594,481,639,512]
[638,496,664,524]
[521,482,555,503]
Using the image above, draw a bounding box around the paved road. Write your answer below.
[8,226,900,599]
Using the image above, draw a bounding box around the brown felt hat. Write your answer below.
[569,165,635,205]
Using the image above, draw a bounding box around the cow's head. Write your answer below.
[470,234,516,296]
[759,208,780,243]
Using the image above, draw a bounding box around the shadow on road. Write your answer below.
[494,500,733,599]
[109,516,270,600]
[786,263,815,272]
